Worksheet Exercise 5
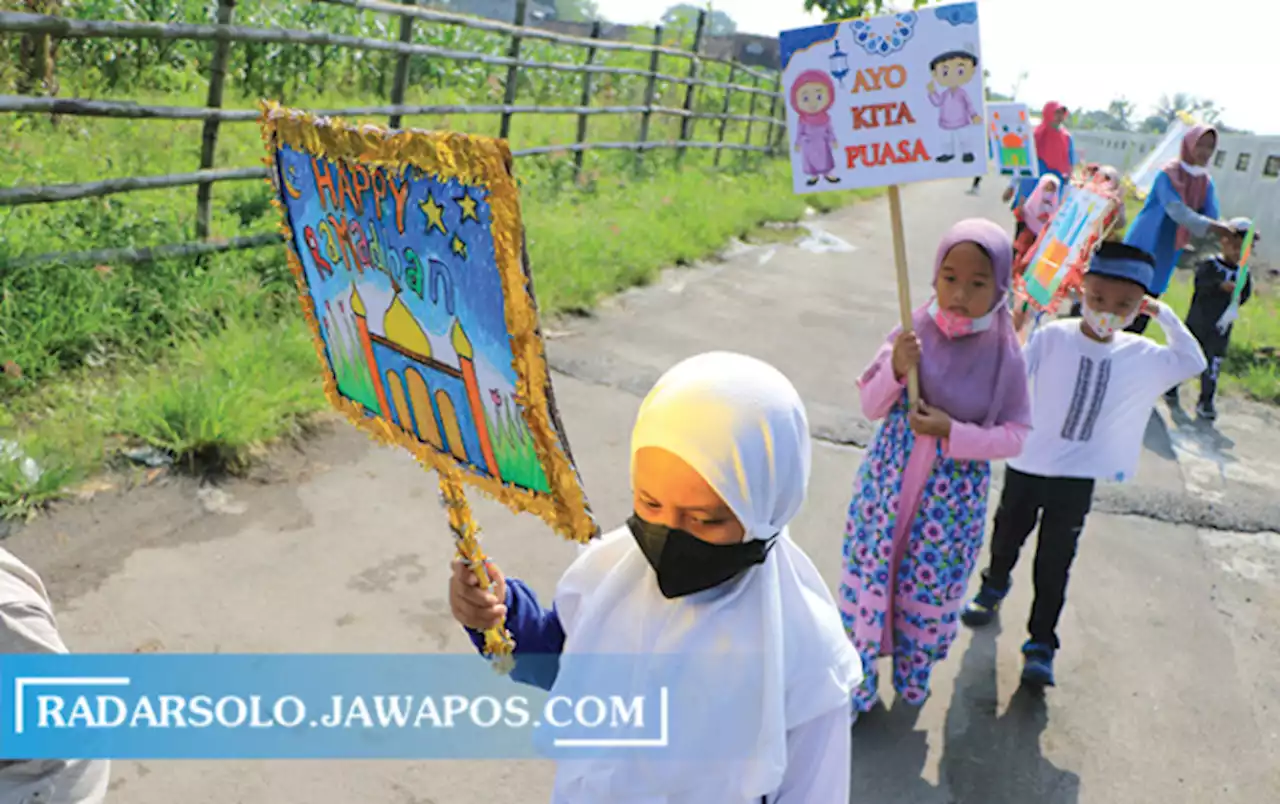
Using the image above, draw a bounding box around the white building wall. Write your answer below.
[1073,130,1280,263]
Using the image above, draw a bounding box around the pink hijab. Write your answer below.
[790,70,835,126]
[1034,101,1072,176]
[865,219,1032,428]
[1163,124,1217,250]
[1023,174,1061,235]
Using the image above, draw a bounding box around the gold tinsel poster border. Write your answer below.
[258,101,595,544]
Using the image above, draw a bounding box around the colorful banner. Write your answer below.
[779,2,986,194]
[986,102,1039,178]
[1217,222,1256,333]
[1022,186,1114,308]
[261,105,593,543]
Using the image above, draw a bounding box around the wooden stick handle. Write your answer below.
[438,474,515,674]
[887,185,919,406]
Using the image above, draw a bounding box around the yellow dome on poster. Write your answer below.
[383,293,432,357]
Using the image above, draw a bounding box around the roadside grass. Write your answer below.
[1,136,875,516]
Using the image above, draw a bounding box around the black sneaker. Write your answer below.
[936,154,955,163]
[1196,401,1218,421]
[1164,387,1180,406]
[961,580,1009,627]
[962,153,976,163]
[806,176,819,186]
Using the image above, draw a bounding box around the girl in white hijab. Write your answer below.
[450,351,861,803]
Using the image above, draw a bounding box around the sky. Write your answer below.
[591,0,1278,135]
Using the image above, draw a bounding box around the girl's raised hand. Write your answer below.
[892,331,922,381]
[449,559,508,631]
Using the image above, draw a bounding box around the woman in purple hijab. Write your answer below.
[839,219,1032,718]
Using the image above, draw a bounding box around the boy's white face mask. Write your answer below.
[1081,304,1139,339]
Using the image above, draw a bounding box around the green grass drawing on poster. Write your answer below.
[327,318,381,415]
[486,403,549,494]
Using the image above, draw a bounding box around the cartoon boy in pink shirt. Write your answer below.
[927,48,982,164]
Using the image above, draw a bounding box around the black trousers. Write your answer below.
[983,467,1096,650]
[1186,320,1229,406]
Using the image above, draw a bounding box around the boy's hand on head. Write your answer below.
[449,559,508,631]
[1209,221,1237,239]
[909,402,952,438]
[892,331,922,381]
[1140,297,1163,318]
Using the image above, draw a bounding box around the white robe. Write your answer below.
[543,352,861,803]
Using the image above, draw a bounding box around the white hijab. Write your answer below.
[548,352,861,803]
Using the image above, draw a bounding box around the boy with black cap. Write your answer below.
[960,241,1207,687]
[1165,217,1257,421]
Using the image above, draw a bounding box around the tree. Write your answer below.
[554,0,600,22]
[1139,115,1169,135]
[1106,97,1136,131]
[803,0,933,23]
[1155,92,1222,127]
[662,4,737,37]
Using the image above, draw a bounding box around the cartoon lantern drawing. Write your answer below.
[829,40,850,86]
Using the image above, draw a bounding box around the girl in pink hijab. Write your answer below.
[1013,174,1062,266]
[840,219,1032,719]
[790,70,840,186]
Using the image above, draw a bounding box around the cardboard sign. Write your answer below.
[1022,186,1114,308]
[261,104,594,543]
[986,102,1039,178]
[779,2,986,194]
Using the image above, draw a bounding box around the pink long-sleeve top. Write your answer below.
[858,344,1029,651]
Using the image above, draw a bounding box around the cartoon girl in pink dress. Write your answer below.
[790,70,841,186]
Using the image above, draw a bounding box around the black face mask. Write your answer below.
[627,514,777,599]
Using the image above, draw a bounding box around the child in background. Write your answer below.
[1013,174,1062,267]
[840,219,1031,717]
[1170,217,1258,420]
[1003,176,1037,236]
[961,242,1207,688]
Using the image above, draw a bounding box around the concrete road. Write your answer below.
[9,179,1280,803]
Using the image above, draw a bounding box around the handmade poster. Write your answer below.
[1217,222,1256,333]
[260,104,595,545]
[1127,115,1194,199]
[1020,185,1114,310]
[986,102,1038,178]
[779,2,986,194]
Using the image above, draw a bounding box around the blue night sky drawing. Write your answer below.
[275,143,520,417]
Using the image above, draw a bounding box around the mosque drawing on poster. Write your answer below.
[275,146,550,495]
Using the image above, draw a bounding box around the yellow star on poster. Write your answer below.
[455,192,479,223]
[451,234,468,260]
[420,194,446,235]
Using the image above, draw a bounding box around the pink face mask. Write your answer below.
[928,297,999,339]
